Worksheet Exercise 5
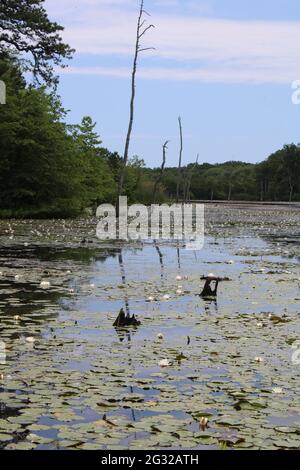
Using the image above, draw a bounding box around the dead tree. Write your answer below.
[117,0,154,213]
[176,117,183,204]
[153,140,169,204]
[184,154,199,203]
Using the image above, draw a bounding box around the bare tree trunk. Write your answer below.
[260,180,264,202]
[117,0,154,214]
[185,154,199,203]
[153,140,169,204]
[182,168,188,203]
[288,175,294,202]
[176,116,183,204]
[228,183,232,201]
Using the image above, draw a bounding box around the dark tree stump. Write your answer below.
[113,308,141,327]
[200,276,225,298]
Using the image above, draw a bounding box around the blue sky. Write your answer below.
[46,0,300,167]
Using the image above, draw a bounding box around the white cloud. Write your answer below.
[47,0,300,84]
[59,65,298,84]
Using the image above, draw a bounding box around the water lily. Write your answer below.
[40,280,50,289]
[272,387,283,394]
[199,417,209,430]
[147,296,155,302]
[176,289,183,295]
[162,294,170,300]
[254,356,264,363]
[157,333,164,340]
[25,337,36,343]
[176,275,182,281]
[159,359,171,368]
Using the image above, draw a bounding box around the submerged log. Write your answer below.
[113,308,141,327]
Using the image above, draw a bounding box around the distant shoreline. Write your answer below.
[192,200,300,209]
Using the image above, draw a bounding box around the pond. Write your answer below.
[0,204,300,450]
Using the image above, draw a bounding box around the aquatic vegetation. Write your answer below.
[0,205,299,450]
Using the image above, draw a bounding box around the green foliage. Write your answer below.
[0,57,117,218]
[0,0,74,86]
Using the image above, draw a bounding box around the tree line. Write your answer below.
[0,1,299,219]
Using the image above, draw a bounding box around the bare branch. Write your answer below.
[138,47,156,52]
[138,24,155,39]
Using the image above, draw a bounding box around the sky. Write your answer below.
[46,0,300,167]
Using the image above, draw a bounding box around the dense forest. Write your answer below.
[0,1,300,219]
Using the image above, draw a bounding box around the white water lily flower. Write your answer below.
[272,387,283,394]
[26,337,36,343]
[14,315,20,321]
[163,294,170,300]
[90,283,95,288]
[256,322,263,328]
[15,275,20,280]
[40,280,50,289]
[208,273,215,278]
[159,359,170,368]
[176,289,183,295]
[147,296,155,302]
[176,276,182,281]
[157,333,164,340]
[227,260,234,264]
[254,356,264,363]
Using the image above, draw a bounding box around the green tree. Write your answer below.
[0,0,73,85]
[0,57,83,217]
[71,116,117,207]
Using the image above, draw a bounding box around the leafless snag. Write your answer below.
[176,117,183,204]
[184,154,199,203]
[117,0,155,214]
[153,140,169,204]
